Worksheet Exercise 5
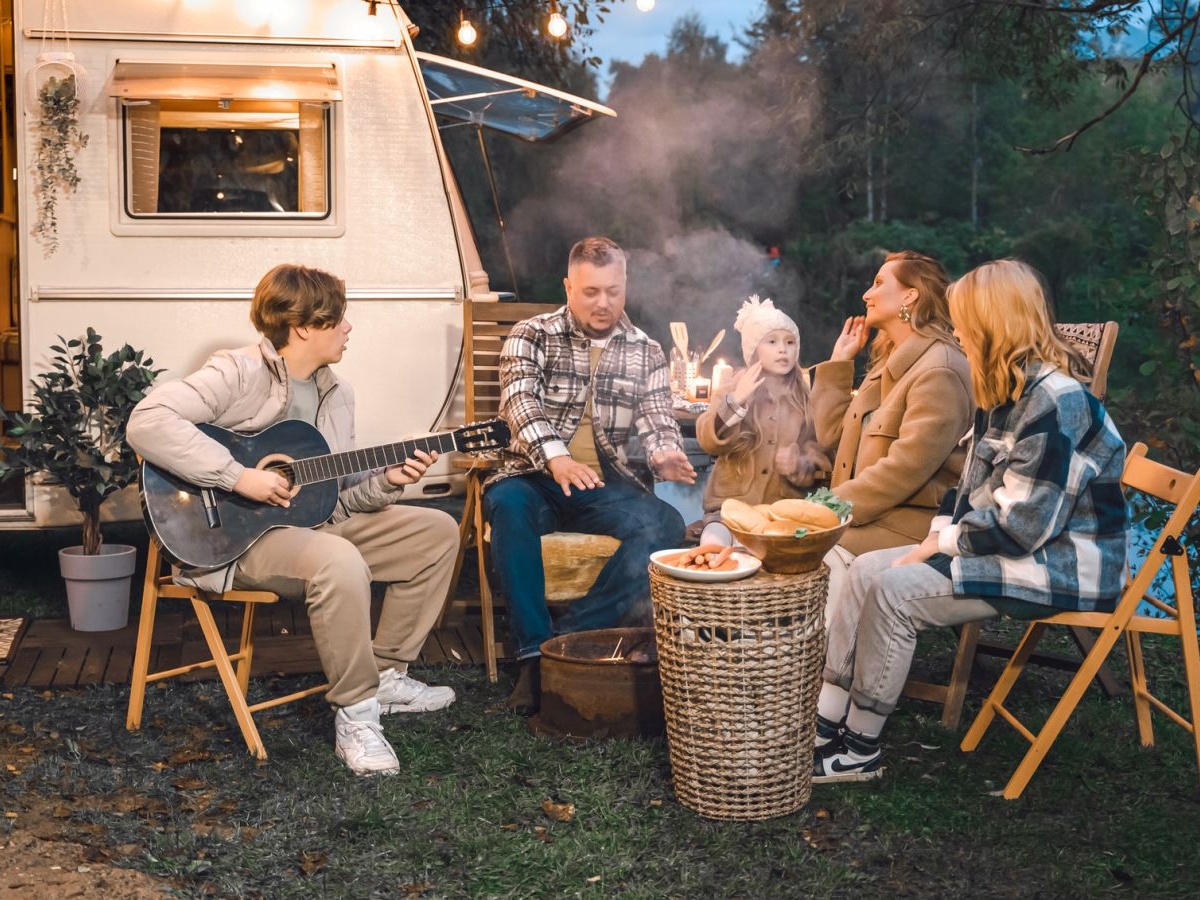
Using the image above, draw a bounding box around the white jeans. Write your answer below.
[822,545,856,628]
[823,545,1001,717]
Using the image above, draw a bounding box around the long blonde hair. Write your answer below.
[867,250,958,370]
[727,366,811,463]
[947,259,1086,408]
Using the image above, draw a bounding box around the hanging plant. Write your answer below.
[32,73,88,258]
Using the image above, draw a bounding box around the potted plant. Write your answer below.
[0,329,161,630]
[32,71,89,257]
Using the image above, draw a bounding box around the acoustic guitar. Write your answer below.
[141,418,509,569]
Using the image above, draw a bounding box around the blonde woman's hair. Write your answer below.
[867,250,957,370]
[947,259,1087,408]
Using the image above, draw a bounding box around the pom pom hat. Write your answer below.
[735,294,799,365]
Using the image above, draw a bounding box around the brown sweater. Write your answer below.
[696,369,829,514]
[810,335,974,554]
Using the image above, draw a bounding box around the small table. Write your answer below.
[649,565,829,821]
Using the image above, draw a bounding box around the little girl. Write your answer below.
[695,295,831,545]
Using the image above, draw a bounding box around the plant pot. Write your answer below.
[58,544,136,632]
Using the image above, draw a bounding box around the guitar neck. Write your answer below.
[290,431,460,487]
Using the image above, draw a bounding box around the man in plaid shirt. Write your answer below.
[484,236,697,714]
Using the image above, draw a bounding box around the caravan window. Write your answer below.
[109,62,339,220]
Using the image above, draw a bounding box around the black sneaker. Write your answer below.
[812,730,884,784]
[814,714,843,751]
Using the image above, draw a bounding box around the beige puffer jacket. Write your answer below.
[127,338,403,588]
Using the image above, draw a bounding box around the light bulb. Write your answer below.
[547,11,568,38]
[457,18,477,46]
[636,0,655,10]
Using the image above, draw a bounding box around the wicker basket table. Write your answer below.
[649,565,828,821]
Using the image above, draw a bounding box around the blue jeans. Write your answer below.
[483,470,685,659]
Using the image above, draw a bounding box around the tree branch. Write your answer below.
[1015,10,1198,153]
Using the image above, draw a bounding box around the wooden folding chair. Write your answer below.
[443,297,620,682]
[126,539,328,759]
[902,321,1121,728]
[961,442,1200,799]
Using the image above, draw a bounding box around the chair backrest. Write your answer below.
[463,298,560,422]
[1055,321,1119,401]
[1121,442,1200,621]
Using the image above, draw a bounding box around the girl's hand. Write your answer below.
[830,316,868,362]
[732,362,765,406]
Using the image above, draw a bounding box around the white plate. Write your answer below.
[650,548,762,583]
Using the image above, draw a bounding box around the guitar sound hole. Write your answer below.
[263,461,296,490]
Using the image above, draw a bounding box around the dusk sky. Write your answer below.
[585,1,760,95]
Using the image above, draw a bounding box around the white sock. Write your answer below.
[340,696,381,723]
[845,703,887,741]
[817,683,851,723]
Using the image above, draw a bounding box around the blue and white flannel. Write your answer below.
[935,364,1128,612]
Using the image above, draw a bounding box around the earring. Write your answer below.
[898,304,912,324]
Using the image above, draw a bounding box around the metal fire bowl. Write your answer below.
[530,626,664,741]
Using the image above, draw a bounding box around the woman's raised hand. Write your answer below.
[830,316,868,362]
[732,361,765,406]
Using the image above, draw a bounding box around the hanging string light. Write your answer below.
[457,11,478,46]
[546,2,568,39]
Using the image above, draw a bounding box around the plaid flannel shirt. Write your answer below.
[935,363,1128,612]
[488,305,683,490]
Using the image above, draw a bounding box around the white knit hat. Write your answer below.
[734,294,799,365]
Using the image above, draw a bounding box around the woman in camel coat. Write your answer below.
[811,251,973,598]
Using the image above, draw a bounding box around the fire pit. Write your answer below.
[530,626,664,740]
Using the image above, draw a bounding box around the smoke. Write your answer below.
[505,28,843,365]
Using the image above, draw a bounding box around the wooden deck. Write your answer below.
[0,598,507,689]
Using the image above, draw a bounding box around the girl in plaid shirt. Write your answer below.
[813,259,1129,783]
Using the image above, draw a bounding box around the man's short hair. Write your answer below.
[568,236,626,272]
[250,264,346,349]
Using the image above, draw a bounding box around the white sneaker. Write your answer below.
[376,668,456,714]
[334,698,399,776]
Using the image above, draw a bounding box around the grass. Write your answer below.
[3,637,1200,898]
[3,522,1200,897]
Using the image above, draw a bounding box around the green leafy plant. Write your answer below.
[0,329,161,554]
[32,74,88,257]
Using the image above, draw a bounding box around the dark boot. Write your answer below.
[506,657,541,717]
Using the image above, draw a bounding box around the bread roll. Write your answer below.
[769,498,840,530]
[763,520,806,537]
[721,498,768,533]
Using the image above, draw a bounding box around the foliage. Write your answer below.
[31,74,88,258]
[406,0,620,81]
[0,329,161,555]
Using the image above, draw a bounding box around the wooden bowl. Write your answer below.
[727,517,852,574]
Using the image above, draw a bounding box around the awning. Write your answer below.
[106,61,342,103]
[416,52,615,142]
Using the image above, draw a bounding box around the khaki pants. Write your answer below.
[232,504,458,708]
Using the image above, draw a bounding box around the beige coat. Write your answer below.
[810,335,973,554]
[695,370,828,514]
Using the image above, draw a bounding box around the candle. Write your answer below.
[691,377,711,401]
[711,359,733,393]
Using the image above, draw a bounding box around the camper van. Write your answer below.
[0,0,613,530]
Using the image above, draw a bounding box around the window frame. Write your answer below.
[107,58,345,238]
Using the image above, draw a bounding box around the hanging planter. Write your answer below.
[29,2,89,258]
